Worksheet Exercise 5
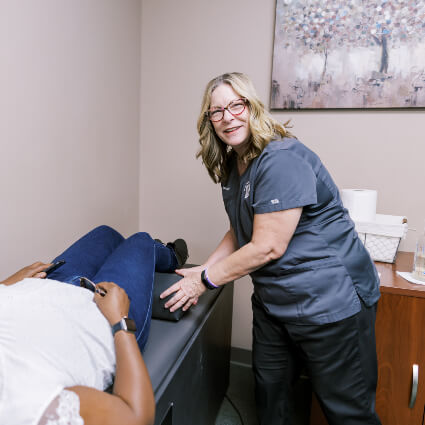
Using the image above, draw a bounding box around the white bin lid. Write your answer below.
[354,214,408,238]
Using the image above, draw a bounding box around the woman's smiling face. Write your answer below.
[209,84,251,156]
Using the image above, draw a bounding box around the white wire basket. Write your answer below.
[354,214,408,263]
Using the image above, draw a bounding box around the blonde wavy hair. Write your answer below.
[197,72,292,183]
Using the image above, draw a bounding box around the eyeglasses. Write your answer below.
[207,98,247,122]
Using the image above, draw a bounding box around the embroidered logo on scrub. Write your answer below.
[271,199,280,204]
[243,181,251,199]
[222,186,231,191]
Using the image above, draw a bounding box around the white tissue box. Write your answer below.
[354,214,408,263]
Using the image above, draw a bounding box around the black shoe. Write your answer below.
[166,239,189,268]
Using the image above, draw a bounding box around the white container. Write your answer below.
[413,223,425,281]
[354,214,408,263]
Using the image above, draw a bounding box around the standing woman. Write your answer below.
[161,72,381,425]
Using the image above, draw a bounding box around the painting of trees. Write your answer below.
[271,0,425,108]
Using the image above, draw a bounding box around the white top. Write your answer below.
[0,278,116,425]
[38,389,83,425]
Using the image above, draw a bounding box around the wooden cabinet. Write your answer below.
[375,253,425,425]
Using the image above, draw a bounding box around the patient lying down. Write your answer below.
[0,225,188,425]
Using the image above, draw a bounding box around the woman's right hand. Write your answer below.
[174,265,207,307]
[0,262,51,286]
[93,281,130,325]
[174,264,205,277]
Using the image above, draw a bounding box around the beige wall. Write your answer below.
[140,0,424,350]
[0,1,141,276]
[1,1,422,351]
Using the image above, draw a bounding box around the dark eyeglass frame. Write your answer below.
[207,98,248,122]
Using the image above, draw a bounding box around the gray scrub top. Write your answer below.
[221,138,380,325]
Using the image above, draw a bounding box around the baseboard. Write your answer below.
[230,347,252,367]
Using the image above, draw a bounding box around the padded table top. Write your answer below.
[143,285,222,397]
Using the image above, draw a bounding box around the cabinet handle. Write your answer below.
[409,364,419,408]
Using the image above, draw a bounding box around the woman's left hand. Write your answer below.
[0,262,51,286]
[94,281,130,325]
[160,270,206,312]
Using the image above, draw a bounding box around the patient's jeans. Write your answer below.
[47,225,179,351]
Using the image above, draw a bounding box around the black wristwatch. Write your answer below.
[111,317,137,336]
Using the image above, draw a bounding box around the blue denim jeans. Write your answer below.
[48,225,179,351]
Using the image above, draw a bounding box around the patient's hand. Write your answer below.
[0,262,51,286]
[94,281,130,325]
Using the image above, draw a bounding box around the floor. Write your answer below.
[215,361,313,425]
[215,362,259,425]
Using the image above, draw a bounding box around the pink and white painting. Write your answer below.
[271,0,425,109]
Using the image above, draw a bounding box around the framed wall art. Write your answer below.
[271,0,425,109]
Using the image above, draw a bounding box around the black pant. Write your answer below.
[252,295,381,425]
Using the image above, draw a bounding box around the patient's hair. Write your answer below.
[196,72,292,184]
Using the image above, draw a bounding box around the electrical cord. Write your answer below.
[224,392,245,425]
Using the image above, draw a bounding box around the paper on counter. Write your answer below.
[396,271,425,286]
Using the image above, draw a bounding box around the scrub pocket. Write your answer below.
[254,258,361,324]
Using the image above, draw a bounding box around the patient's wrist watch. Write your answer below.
[111,316,137,336]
